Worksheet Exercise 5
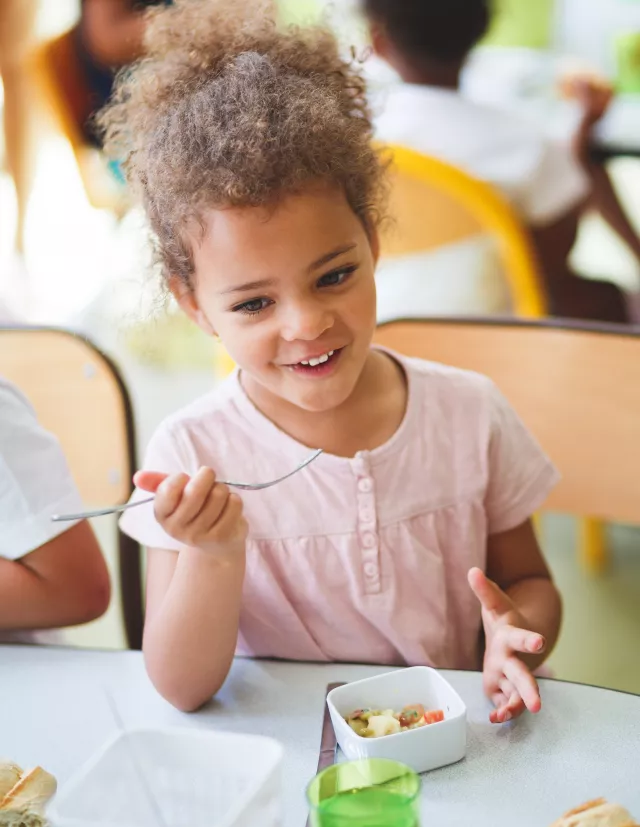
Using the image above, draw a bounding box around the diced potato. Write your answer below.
[348,718,369,737]
[366,715,401,738]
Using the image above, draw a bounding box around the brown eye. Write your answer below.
[233,298,272,315]
[317,266,357,288]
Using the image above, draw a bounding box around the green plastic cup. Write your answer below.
[306,758,421,827]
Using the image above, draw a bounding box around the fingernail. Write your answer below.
[503,711,512,722]
[531,637,545,652]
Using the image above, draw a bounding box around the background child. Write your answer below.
[365,0,640,324]
[103,0,562,719]
[0,377,111,641]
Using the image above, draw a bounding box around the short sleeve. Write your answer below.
[485,384,560,535]
[0,381,84,560]
[119,422,195,551]
[518,139,589,226]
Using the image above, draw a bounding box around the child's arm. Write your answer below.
[136,468,248,712]
[469,518,562,725]
[0,520,110,629]
[569,79,640,267]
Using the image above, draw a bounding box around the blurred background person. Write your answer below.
[0,0,39,259]
[365,0,640,324]
[72,0,171,147]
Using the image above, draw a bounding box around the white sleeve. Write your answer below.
[518,139,590,226]
[0,380,84,560]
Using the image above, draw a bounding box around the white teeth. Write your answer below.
[299,350,334,367]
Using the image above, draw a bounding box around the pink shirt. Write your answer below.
[121,350,558,670]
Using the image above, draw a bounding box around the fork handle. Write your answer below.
[51,495,156,522]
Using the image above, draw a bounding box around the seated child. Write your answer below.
[365,0,640,324]
[0,376,111,641]
[100,0,562,719]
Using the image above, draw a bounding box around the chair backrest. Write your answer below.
[0,326,143,649]
[374,318,640,524]
[379,145,547,318]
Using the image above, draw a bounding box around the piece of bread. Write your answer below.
[0,765,22,803]
[0,767,57,814]
[551,798,640,827]
[0,810,47,827]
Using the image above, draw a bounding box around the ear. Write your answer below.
[169,276,217,337]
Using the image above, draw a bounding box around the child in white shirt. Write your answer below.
[366,0,640,324]
[0,377,111,641]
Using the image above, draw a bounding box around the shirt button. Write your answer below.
[362,532,376,549]
[358,478,373,494]
[364,562,378,578]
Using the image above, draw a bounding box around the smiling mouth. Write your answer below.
[284,347,343,374]
[298,350,334,367]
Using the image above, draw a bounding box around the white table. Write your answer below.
[461,48,640,158]
[1,645,640,826]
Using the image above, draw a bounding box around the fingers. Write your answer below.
[498,625,546,657]
[208,493,248,544]
[486,626,543,714]
[161,470,230,534]
[179,468,223,525]
[468,568,514,617]
[490,679,526,724]
[504,657,542,714]
[133,470,170,492]
[154,473,190,520]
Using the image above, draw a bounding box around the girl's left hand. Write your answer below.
[468,567,546,724]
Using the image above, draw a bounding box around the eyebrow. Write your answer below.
[220,243,357,295]
[221,278,275,295]
[308,244,357,272]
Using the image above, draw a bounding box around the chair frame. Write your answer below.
[380,144,548,318]
[374,315,640,572]
[0,325,143,649]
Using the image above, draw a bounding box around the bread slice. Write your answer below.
[551,798,640,827]
[0,765,22,803]
[0,767,57,813]
[0,810,47,826]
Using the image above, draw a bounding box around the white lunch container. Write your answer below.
[327,666,467,774]
[49,728,283,827]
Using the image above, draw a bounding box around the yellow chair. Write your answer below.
[0,325,143,648]
[378,146,605,572]
[374,318,640,573]
[379,144,547,317]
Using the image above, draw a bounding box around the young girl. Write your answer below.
[105,0,562,720]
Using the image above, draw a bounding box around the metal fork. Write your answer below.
[51,448,323,522]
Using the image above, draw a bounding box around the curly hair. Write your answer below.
[362,0,490,64]
[98,0,387,286]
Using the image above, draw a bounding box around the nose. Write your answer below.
[280,297,333,342]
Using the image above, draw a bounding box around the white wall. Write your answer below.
[556,0,640,72]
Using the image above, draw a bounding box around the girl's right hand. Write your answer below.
[133,467,248,556]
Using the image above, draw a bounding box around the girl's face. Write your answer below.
[175,186,379,414]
